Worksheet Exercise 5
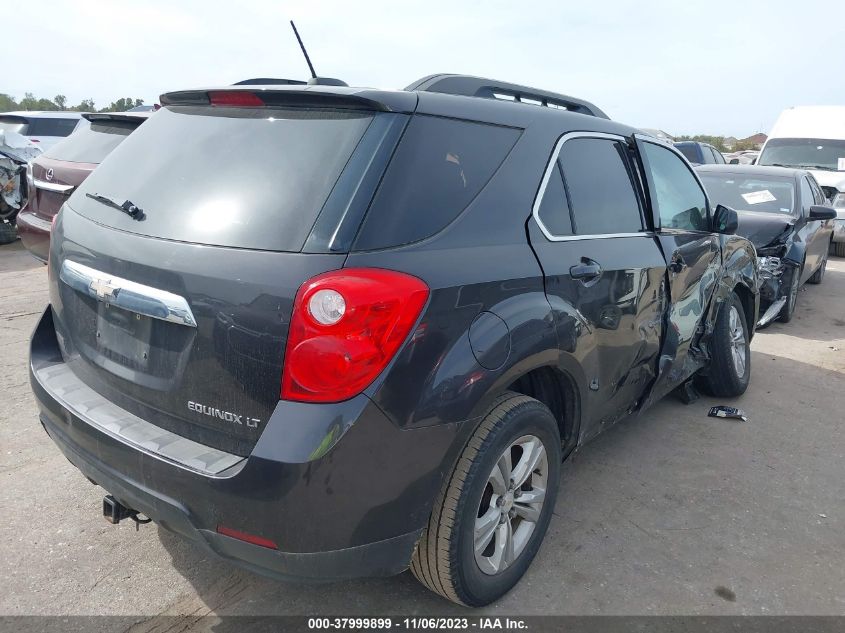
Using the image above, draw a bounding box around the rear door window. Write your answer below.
[44,119,139,163]
[353,115,520,250]
[557,137,643,235]
[71,106,375,252]
[536,163,573,236]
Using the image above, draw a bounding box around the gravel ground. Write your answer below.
[1,239,844,618]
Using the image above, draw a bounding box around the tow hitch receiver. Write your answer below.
[103,495,151,530]
[103,495,133,524]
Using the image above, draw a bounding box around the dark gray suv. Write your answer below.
[30,74,758,606]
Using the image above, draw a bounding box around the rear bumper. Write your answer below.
[31,307,460,582]
[16,209,50,262]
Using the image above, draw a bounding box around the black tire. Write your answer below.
[702,292,750,397]
[808,252,826,284]
[411,392,562,607]
[778,265,800,323]
[831,241,845,258]
[0,221,16,245]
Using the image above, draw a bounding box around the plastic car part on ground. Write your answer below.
[708,406,748,421]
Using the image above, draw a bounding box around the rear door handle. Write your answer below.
[570,258,602,281]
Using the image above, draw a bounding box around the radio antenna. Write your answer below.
[290,21,317,79]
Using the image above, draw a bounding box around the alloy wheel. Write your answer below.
[474,435,548,575]
[728,305,747,378]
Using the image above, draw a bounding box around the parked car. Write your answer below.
[697,164,835,325]
[725,150,759,165]
[674,141,726,165]
[757,106,845,256]
[30,75,758,607]
[0,112,83,151]
[17,112,151,262]
[0,130,42,244]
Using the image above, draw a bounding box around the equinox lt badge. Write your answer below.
[187,401,260,429]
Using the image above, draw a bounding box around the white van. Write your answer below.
[758,106,845,255]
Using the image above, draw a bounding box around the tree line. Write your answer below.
[0,93,147,113]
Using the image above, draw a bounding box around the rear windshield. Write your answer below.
[0,116,79,137]
[43,119,140,163]
[699,173,796,215]
[675,143,700,163]
[0,117,27,135]
[353,115,520,250]
[71,106,374,252]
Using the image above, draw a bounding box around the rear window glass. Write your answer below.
[71,106,374,252]
[675,144,699,163]
[25,118,79,137]
[0,118,27,135]
[44,119,140,163]
[353,115,520,250]
[558,137,643,235]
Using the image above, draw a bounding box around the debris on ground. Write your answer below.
[708,405,748,422]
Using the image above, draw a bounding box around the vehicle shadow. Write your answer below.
[0,240,45,274]
[155,347,845,618]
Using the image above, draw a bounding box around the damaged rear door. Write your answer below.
[529,132,666,440]
[635,137,721,405]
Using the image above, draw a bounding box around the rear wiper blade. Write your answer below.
[85,192,145,220]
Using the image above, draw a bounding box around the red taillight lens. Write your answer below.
[281,268,430,403]
[216,525,278,549]
[208,90,264,107]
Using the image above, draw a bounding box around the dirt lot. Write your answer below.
[1,239,844,617]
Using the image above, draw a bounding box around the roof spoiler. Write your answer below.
[405,74,609,119]
[82,112,152,124]
[159,89,399,112]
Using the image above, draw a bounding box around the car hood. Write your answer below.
[809,170,845,191]
[735,210,795,249]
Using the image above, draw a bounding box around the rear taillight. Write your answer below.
[208,90,264,107]
[281,268,429,403]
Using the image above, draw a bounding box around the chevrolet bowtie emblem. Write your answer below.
[89,277,117,300]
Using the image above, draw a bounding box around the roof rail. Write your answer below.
[405,74,609,119]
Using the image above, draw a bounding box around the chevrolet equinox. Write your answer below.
[30,74,758,606]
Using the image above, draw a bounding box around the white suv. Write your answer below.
[757,106,845,256]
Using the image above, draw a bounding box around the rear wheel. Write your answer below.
[702,292,750,397]
[831,241,845,258]
[411,392,561,606]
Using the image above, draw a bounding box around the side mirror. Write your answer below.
[729,158,739,165]
[713,204,738,235]
[750,157,757,165]
[808,205,837,221]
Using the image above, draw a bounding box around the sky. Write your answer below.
[9,0,845,137]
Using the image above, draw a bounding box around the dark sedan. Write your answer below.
[697,164,836,325]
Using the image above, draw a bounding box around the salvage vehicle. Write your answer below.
[697,164,835,325]
[17,111,151,262]
[30,74,758,607]
[674,141,726,165]
[0,129,42,244]
[0,112,83,151]
[757,106,845,256]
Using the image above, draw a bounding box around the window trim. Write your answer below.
[532,131,647,242]
[633,133,713,233]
